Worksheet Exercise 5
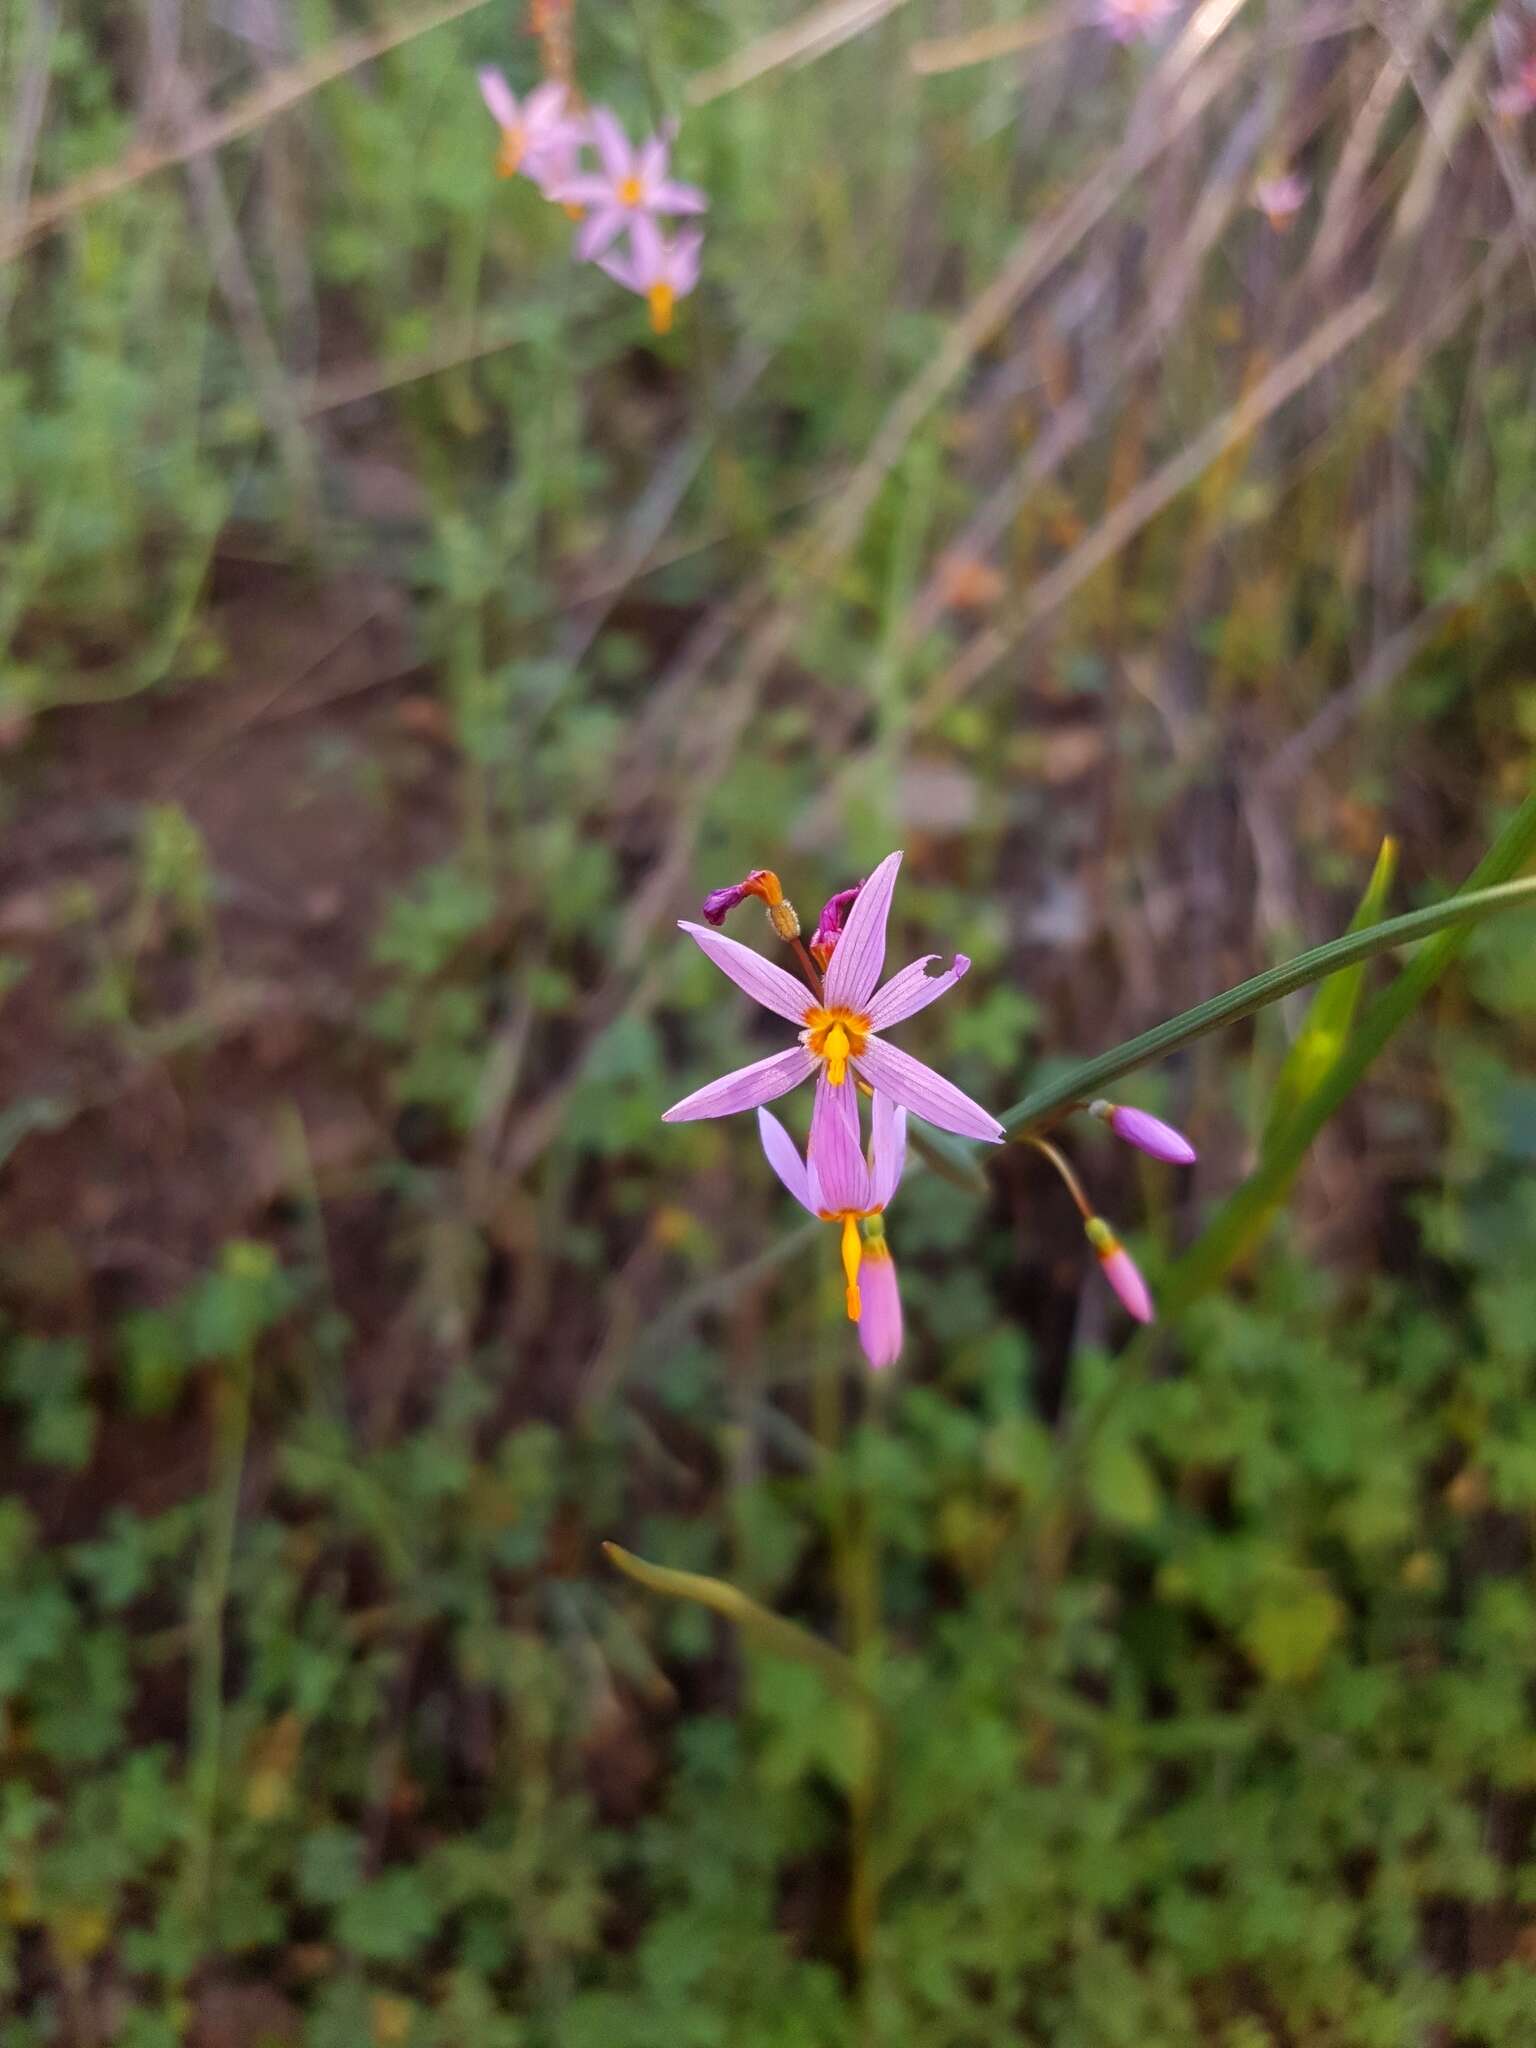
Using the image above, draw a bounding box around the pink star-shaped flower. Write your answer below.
[555,109,707,263]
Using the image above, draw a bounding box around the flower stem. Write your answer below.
[1025,1135,1094,1221]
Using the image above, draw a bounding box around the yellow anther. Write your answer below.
[823,1023,851,1086]
[840,1214,863,1321]
[647,282,675,335]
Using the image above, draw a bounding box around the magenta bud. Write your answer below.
[809,883,861,969]
[1089,1099,1196,1166]
[701,883,749,925]
[856,1240,903,1370]
[1085,1216,1155,1324]
[700,869,780,927]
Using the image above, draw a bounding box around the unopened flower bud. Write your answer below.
[1085,1215,1154,1324]
[856,1218,903,1371]
[1089,1099,1196,1166]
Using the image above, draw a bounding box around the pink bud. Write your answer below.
[1085,1216,1155,1323]
[1090,1099,1196,1166]
[856,1240,903,1370]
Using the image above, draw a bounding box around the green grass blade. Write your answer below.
[602,1542,881,1720]
[1000,838,1536,1136]
[1160,792,1536,1312]
[1260,835,1399,1151]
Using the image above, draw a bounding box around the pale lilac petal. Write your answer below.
[651,180,708,215]
[637,132,670,185]
[823,850,902,1010]
[524,80,569,130]
[595,238,640,291]
[853,1037,1004,1143]
[1099,1102,1196,1166]
[807,1072,868,1215]
[857,1248,903,1370]
[588,105,633,182]
[1100,1245,1154,1323]
[677,921,815,1025]
[757,1109,815,1214]
[478,67,520,130]
[866,952,970,1032]
[662,1046,812,1122]
[868,1092,907,1210]
[628,211,665,279]
[578,206,630,263]
[555,173,615,206]
[662,228,702,298]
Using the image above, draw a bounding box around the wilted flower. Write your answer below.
[662,850,1004,1145]
[477,71,585,193]
[809,884,861,971]
[701,868,799,936]
[1091,0,1180,42]
[1089,1098,1196,1166]
[597,214,703,334]
[1253,172,1309,231]
[1085,1216,1154,1323]
[757,1089,906,1326]
[556,109,707,262]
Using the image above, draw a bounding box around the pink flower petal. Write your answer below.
[637,132,670,185]
[677,921,816,1025]
[866,952,970,1032]
[555,173,615,206]
[853,1037,1004,1143]
[757,1109,815,1214]
[478,67,520,130]
[823,850,902,1010]
[868,1091,907,1210]
[524,80,569,129]
[668,229,703,296]
[651,179,708,215]
[577,206,630,263]
[857,1246,903,1370]
[588,105,634,182]
[807,1071,868,1215]
[662,1045,813,1122]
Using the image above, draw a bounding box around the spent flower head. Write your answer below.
[663,850,1004,1148]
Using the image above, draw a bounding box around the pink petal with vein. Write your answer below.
[867,952,970,1032]
[807,1073,868,1214]
[662,1046,812,1122]
[868,1092,907,1210]
[678,921,816,1025]
[853,1037,1003,1143]
[823,850,902,1010]
[757,1109,815,1213]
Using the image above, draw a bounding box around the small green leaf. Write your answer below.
[1242,1576,1345,1684]
[1085,1436,1162,1531]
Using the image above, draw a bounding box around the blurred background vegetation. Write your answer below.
[3,0,1536,2041]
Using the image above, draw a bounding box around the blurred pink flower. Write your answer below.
[477,71,585,193]
[1092,0,1179,42]
[1493,56,1536,118]
[1090,1098,1196,1166]
[662,850,1004,1146]
[556,108,707,262]
[757,1088,906,1325]
[1085,1217,1154,1323]
[1253,172,1309,231]
[597,215,703,334]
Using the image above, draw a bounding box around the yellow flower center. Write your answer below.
[647,282,675,334]
[497,128,525,178]
[800,1005,871,1087]
[618,175,643,205]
